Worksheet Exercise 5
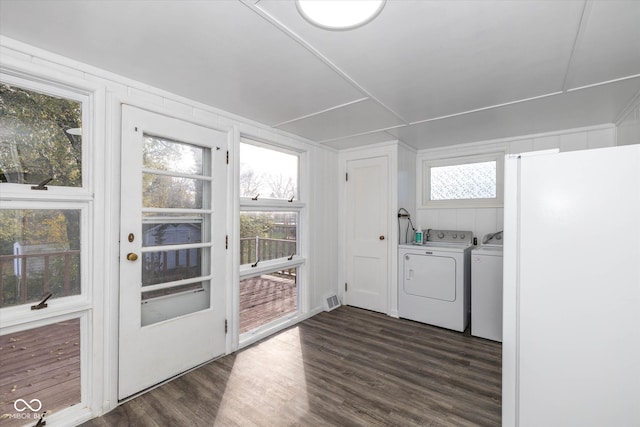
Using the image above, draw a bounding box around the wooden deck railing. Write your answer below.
[240,237,296,275]
[0,250,80,307]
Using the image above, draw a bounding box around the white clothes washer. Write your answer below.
[398,229,473,332]
[471,231,504,342]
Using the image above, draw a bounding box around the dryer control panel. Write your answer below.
[424,229,474,245]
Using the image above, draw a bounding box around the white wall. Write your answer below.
[397,142,417,245]
[0,35,339,420]
[307,145,339,310]
[415,125,616,241]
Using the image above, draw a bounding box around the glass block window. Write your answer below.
[430,161,496,200]
[422,153,504,207]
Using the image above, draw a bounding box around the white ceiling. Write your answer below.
[1,0,639,150]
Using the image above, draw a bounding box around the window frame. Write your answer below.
[0,68,101,425]
[0,75,91,194]
[239,138,301,203]
[239,137,305,279]
[0,75,93,320]
[421,152,505,209]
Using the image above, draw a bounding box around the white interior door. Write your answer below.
[345,156,388,313]
[118,106,227,399]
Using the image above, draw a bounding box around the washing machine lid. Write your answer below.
[409,242,471,253]
[481,231,503,245]
[473,245,504,255]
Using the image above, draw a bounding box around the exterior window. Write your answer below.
[0,82,82,187]
[0,318,81,424]
[0,76,90,423]
[240,211,297,265]
[422,153,504,208]
[0,209,81,308]
[0,81,88,307]
[240,142,298,201]
[239,139,304,336]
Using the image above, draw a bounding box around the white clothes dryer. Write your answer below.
[398,230,473,332]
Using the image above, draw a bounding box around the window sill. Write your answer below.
[239,256,305,279]
[240,198,305,209]
[0,295,91,331]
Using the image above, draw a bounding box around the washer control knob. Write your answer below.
[452,233,457,238]
[460,233,465,239]
[437,232,445,239]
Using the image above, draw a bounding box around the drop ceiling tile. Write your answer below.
[0,1,365,125]
[321,131,399,150]
[565,1,640,89]
[388,77,640,150]
[259,0,585,122]
[276,98,405,142]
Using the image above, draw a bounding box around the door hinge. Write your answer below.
[225,235,228,250]
[345,282,348,292]
[345,172,348,182]
[225,319,228,334]
[226,150,229,165]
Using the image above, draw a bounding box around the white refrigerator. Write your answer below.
[502,145,640,427]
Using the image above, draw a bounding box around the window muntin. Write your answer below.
[240,142,298,201]
[239,139,304,336]
[240,211,297,266]
[0,75,92,424]
[138,134,213,325]
[0,208,81,308]
[422,153,504,208]
[0,82,82,187]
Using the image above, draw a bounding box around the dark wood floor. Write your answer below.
[83,307,501,427]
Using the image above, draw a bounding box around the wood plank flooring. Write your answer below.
[0,319,81,426]
[83,307,501,427]
[240,274,297,334]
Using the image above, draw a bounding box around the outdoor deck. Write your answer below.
[0,319,80,426]
[239,273,297,334]
[0,277,294,424]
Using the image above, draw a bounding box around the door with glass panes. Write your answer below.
[119,106,227,399]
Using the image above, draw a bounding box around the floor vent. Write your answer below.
[324,294,341,311]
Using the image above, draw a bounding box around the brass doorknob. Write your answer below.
[379,235,385,240]
[126,253,139,261]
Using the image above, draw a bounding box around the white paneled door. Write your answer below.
[118,106,227,399]
[345,156,389,313]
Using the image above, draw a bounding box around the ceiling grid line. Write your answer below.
[561,0,593,92]
[408,92,565,126]
[2,1,638,150]
[242,0,412,126]
[272,97,369,128]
